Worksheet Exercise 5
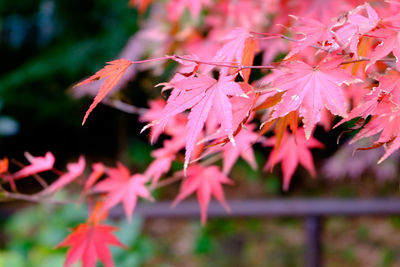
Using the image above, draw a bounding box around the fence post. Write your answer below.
[305,215,322,267]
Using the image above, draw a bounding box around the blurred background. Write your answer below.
[1,0,400,266]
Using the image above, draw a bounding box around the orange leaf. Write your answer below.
[253,91,284,111]
[287,111,299,136]
[356,136,396,151]
[259,119,276,136]
[241,38,259,82]
[77,59,133,125]
[0,158,8,174]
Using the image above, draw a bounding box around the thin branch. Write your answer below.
[129,56,174,64]
[11,159,48,188]
[51,168,64,176]
[341,57,396,65]
[251,31,334,53]
[172,55,275,70]
[0,188,77,205]
[151,174,183,190]
[102,98,148,115]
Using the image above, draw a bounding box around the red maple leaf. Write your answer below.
[172,165,233,225]
[76,59,133,125]
[263,128,324,191]
[12,151,55,179]
[41,156,86,195]
[269,58,352,138]
[57,223,125,267]
[93,163,153,220]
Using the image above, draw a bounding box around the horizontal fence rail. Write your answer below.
[109,198,400,219]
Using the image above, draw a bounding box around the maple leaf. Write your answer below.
[241,37,259,82]
[93,163,153,220]
[12,151,55,179]
[185,75,246,169]
[263,128,324,191]
[335,3,379,55]
[208,28,255,77]
[57,223,125,267]
[139,99,187,143]
[150,74,246,171]
[41,156,86,195]
[0,158,8,174]
[336,70,400,127]
[172,165,233,225]
[144,138,185,186]
[76,59,133,125]
[367,27,400,70]
[350,109,400,164]
[269,58,352,138]
[222,125,258,175]
[285,16,337,59]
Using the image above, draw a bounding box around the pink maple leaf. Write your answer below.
[12,151,55,179]
[41,156,85,195]
[144,138,185,186]
[222,125,259,175]
[93,163,153,221]
[269,58,352,138]
[149,74,246,171]
[207,28,253,76]
[351,109,400,163]
[367,27,400,69]
[335,3,379,55]
[336,70,400,127]
[172,165,233,225]
[263,128,324,191]
[286,16,337,59]
[57,223,125,267]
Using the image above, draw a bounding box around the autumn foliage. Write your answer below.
[3,0,400,266]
